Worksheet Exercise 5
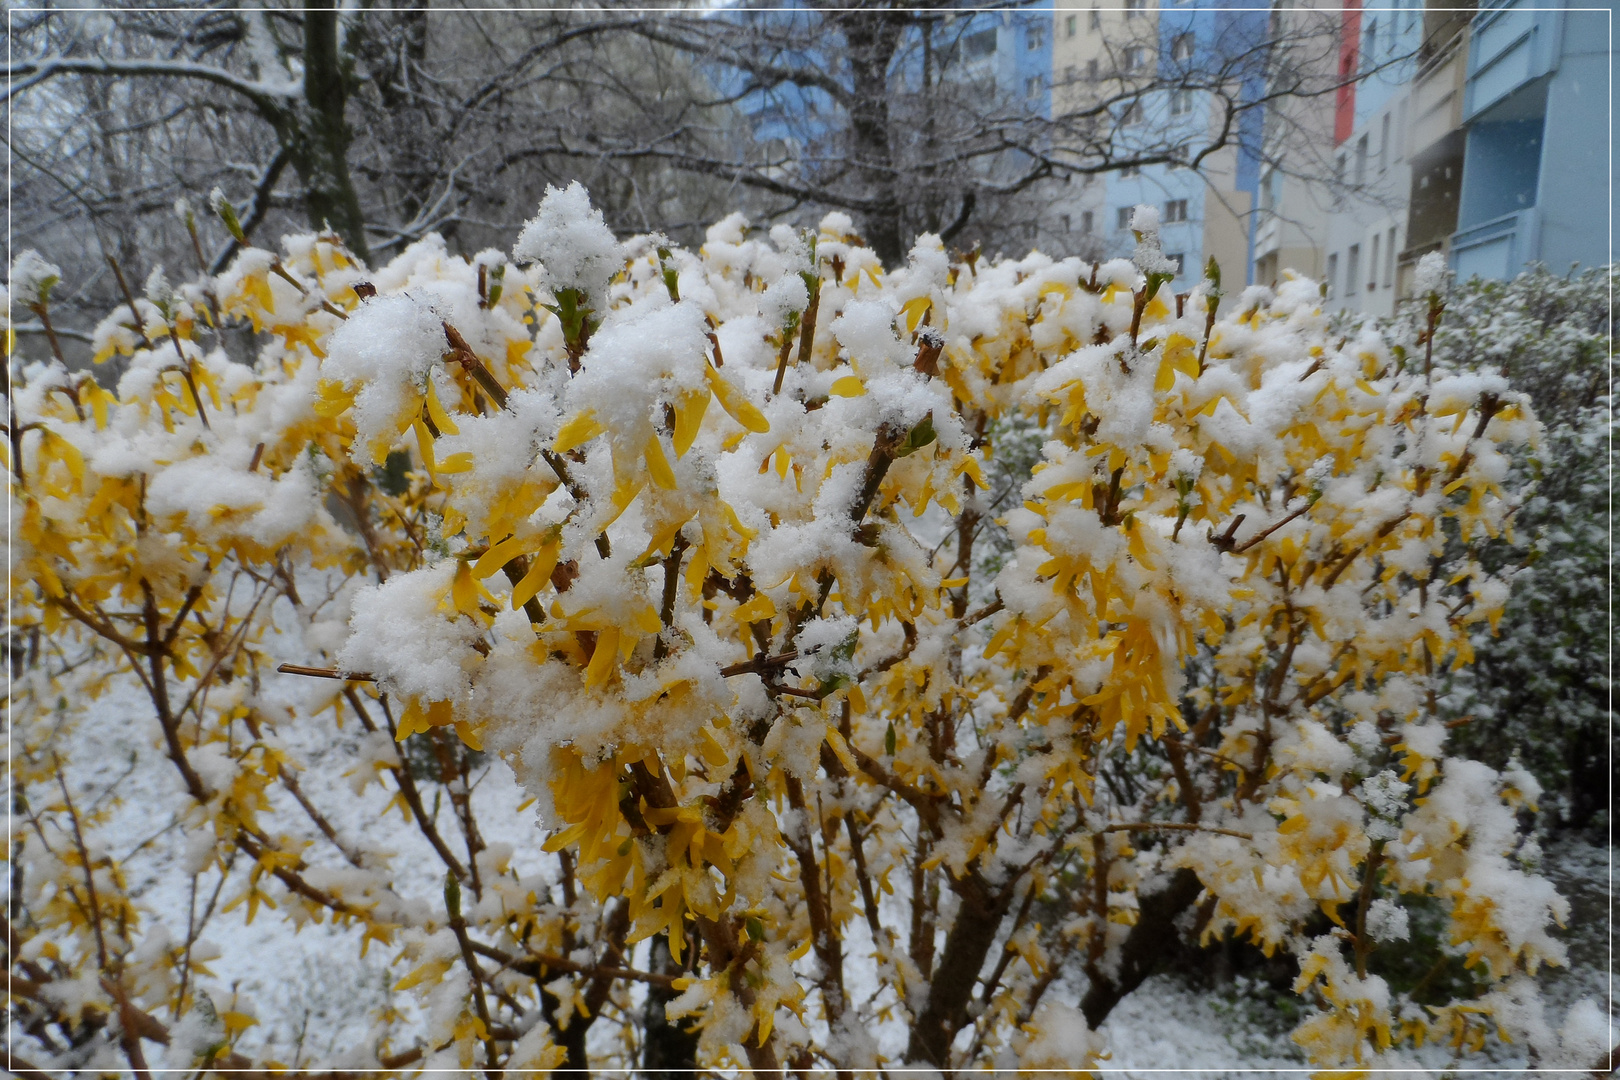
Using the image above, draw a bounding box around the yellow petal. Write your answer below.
[901,296,932,333]
[830,375,865,397]
[314,380,356,419]
[425,381,460,437]
[84,383,111,430]
[644,433,677,490]
[452,560,482,616]
[473,533,527,579]
[48,433,85,485]
[414,419,438,474]
[512,544,560,611]
[554,410,606,453]
[705,364,769,433]
[584,627,620,687]
[673,388,710,458]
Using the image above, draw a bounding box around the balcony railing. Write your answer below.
[1415,27,1466,83]
[1465,1,1560,119]
[1450,208,1538,281]
[1410,29,1468,155]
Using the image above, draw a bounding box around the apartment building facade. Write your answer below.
[1257,0,1611,311]
[1046,0,1139,259]
[1051,0,1267,290]
[1251,0,1339,289]
[1449,0,1613,279]
[1319,1,1428,316]
[1394,4,1472,294]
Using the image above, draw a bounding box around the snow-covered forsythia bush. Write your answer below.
[8,190,1607,1074]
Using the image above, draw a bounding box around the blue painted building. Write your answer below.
[1450,0,1616,279]
[716,6,837,156]
[1320,0,1428,317]
[909,5,1054,117]
[719,1,1056,255]
[1096,0,1270,289]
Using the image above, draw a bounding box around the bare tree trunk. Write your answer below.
[639,934,699,1079]
[1079,867,1204,1028]
[839,11,905,267]
[905,871,1016,1068]
[540,981,592,1075]
[286,1,370,262]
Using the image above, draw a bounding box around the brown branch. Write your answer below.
[1101,821,1251,839]
[785,776,847,1023]
[847,742,942,828]
[443,321,511,411]
[1232,501,1312,554]
[845,812,884,939]
[56,768,110,971]
[445,882,500,1071]
[719,650,798,678]
[47,593,142,652]
[1353,842,1386,978]
[346,689,469,881]
[106,256,153,349]
[470,940,680,988]
[1319,512,1411,589]
[1442,393,1504,488]
[276,662,376,681]
[161,582,208,647]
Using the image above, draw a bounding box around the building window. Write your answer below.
[1362,18,1377,71]
[1066,14,1077,37]
[1121,163,1142,177]
[1379,113,1390,174]
[1385,227,1397,286]
[1025,75,1044,98]
[1260,167,1277,211]
[1171,33,1195,63]
[964,28,998,61]
[1170,89,1192,115]
[1369,234,1381,291]
[1125,0,1144,19]
[1354,135,1368,185]
[1061,214,1071,233]
[1064,65,1078,85]
[1081,210,1094,234]
[1090,7,1101,29]
[1346,244,1360,295]
[1326,252,1338,299]
[1117,206,1133,231]
[1394,100,1407,162]
[1027,24,1045,50]
[1165,252,1185,276]
[1164,199,1188,222]
[1125,46,1146,71]
[1087,58,1100,80]
[1121,100,1144,126]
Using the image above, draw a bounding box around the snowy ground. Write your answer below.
[10,662,1614,1073]
[13,656,558,1067]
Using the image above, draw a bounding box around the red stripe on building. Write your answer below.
[1335,0,1361,145]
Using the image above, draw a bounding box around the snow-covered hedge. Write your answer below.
[6,190,1609,1073]
[1391,265,1614,828]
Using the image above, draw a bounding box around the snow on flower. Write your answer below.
[6,182,1582,1078]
